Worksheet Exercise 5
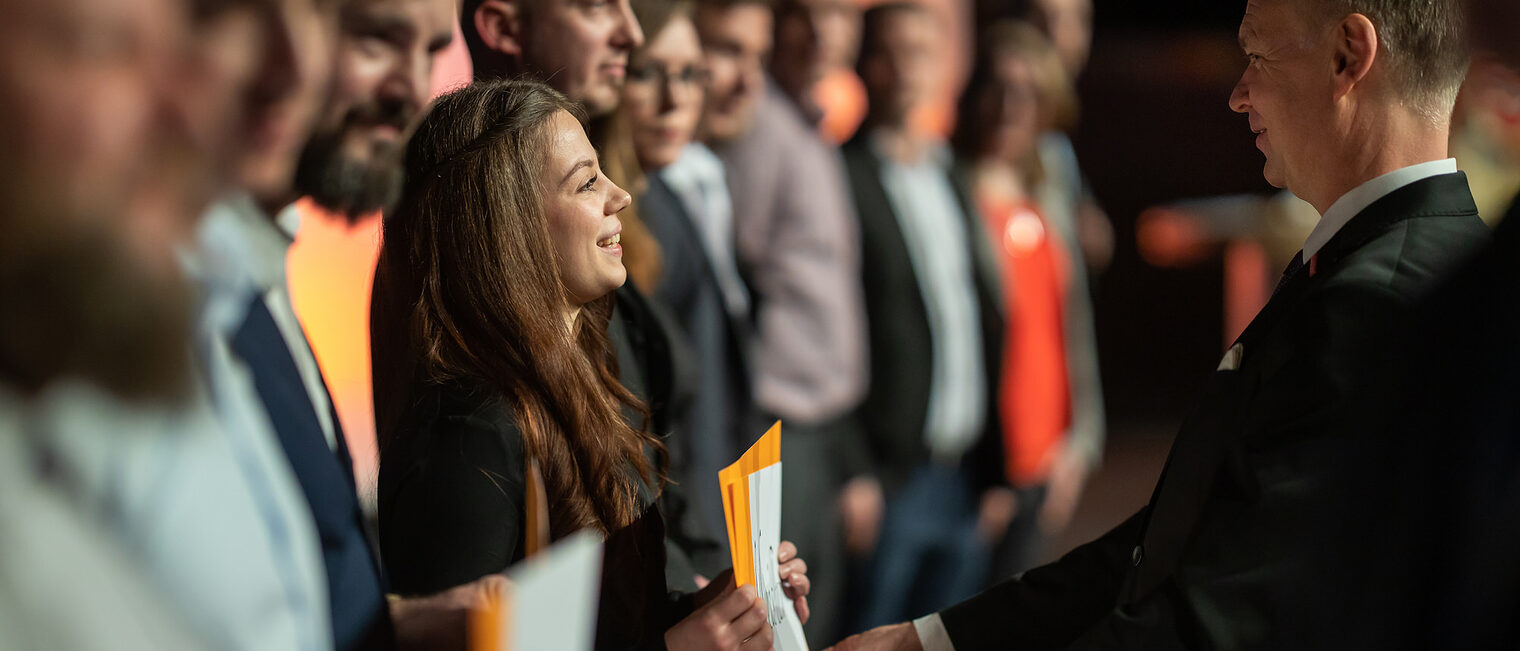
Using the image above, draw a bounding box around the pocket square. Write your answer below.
[1217,343,1244,371]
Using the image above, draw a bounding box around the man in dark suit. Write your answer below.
[831,0,1486,648]
[839,2,1011,633]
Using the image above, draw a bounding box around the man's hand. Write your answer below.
[1040,449,1090,535]
[826,622,923,651]
[390,574,511,651]
[976,487,1019,545]
[666,580,775,650]
[838,476,885,556]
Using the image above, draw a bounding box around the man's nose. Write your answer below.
[613,0,645,50]
[1229,73,1250,114]
[377,51,426,118]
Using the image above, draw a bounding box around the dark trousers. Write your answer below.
[987,484,1049,586]
[855,464,989,631]
[779,419,847,648]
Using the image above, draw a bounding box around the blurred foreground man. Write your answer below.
[0,0,289,648]
[832,0,1486,648]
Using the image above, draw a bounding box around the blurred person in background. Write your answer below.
[1024,0,1089,85]
[840,1,1009,632]
[371,78,811,651]
[950,20,1105,586]
[697,0,871,642]
[693,0,770,145]
[621,0,753,588]
[978,0,1112,276]
[0,0,332,647]
[191,0,508,648]
[771,0,860,122]
[834,0,1485,647]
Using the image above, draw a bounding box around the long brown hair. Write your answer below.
[373,79,665,537]
[952,20,1077,182]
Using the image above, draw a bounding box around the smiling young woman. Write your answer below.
[370,79,808,650]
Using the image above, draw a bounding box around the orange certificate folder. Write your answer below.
[718,421,782,586]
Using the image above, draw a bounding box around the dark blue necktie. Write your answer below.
[231,295,353,475]
[231,294,390,651]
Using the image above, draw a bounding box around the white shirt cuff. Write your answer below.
[913,613,957,651]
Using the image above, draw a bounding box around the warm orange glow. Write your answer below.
[288,25,472,505]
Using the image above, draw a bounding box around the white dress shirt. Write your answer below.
[1303,158,1459,261]
[28,376,331,651]
[874,136,987,463]
[199,197,339,451]
[659,142,752,321]
[0,387,209,651]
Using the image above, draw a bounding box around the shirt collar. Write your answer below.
[659,142,725,189]
[1304,158,1457,260]
[191,193,300,295]
[867,129,951,170]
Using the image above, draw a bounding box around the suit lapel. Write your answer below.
[1125,272,1312,603]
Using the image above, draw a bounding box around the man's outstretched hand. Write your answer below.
[826,622,923,651]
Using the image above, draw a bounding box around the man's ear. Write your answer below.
[1333,13,1378,98]
[475,0,525,57]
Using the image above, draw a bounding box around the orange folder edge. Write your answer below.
[719,421,782,587]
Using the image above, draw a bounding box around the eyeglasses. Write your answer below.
[626,63,711,90]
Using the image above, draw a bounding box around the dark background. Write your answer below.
[1043,0,1277,553]
[1077,0,1272,426]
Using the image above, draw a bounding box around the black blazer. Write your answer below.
[378,378,694,650]
[839,134,1006,495]
[1388,196,1520,648]
[937,173,1491,650]
[639,175,752,579]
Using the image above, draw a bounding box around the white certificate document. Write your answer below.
[748,462,810,651]
[504,531,603,651]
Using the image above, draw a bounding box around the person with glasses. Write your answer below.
[621,0,758,593]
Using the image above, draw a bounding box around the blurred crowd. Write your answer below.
[1,0,1517,648]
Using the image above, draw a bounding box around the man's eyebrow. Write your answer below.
[1238,21,1258,51]
[561,159,595,185]
[346,9,415,40]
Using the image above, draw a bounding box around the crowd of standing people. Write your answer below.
[2,0,1518,649]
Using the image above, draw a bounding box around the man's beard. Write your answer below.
[294,102,411,222]
[0,224,194,403]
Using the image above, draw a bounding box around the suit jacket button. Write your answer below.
[1131,545,1144,567]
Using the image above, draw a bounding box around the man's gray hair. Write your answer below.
[1313,0,1469,120]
